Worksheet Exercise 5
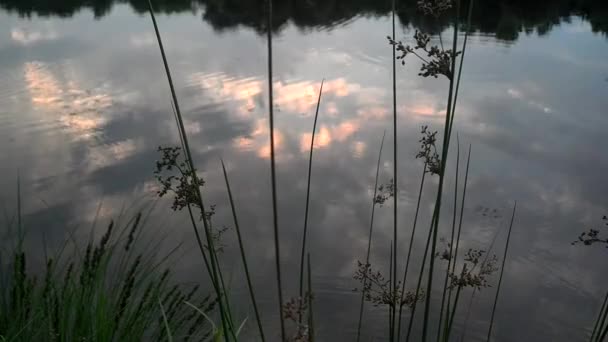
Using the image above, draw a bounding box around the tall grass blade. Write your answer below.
[443,143,472,341]
[146,1,231,338]
[389,243,394,339]
[298,80,325,311]
[486,202,517,342]
[590,291,608,341]
[307,253,315,342]
[598,314,608,342]
[265,0,286,339]
[391,0,399,338]
[220,159,266,341]
[594,296,608,342]
[405,215,437,342]
[448,0,475,142]
[437,138,461,342]
[396,163,427,341]
[159,300,174,342]
[422,1,461,340]
[356,131,387,342]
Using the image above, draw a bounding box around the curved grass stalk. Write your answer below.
[486,202,517,341]
[265,0,286,339]
[146,2,232,339]
[355,131,387,342]
[298,80,325,314]
[220,160,266,341]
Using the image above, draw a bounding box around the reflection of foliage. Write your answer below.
[353,262,424,309]
[448,249,498,290]
[1,0,607,40]
[389,30,461,80]
[374,179,395,206]
[417,0,453,17]
[572,215,608,247]
[415,126,441,175]
[436,237,452,261]
[283,295,313,342]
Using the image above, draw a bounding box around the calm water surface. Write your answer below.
[1,1,608,341]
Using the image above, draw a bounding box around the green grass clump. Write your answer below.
[0,209,215,341]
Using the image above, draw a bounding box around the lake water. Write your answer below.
[1,1,608,341]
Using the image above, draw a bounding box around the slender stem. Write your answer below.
[448,0,475,142]
[437,139,461,342]
[422,1,461,340]
[460,289,477,342]
[486,202,517,342]
[356,131,387,342]
[590,291,608,341]
[405,214,437,342]
[266,1,286,339]
[307,253,315,342]
[594,295,608,342]
[391,0,399,338]
[390,243,395,340]
[599,316,608,342]
[444,143,472,341]
[396,163,428,341]
[299,80,325,315]
[221,160,266,341]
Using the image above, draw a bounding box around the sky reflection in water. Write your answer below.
[0,4,608,341]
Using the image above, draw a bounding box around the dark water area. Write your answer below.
[1,0,607,341]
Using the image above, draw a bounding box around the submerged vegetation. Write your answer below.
[1,0,606,341]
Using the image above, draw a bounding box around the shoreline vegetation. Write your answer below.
[1,0,606,341]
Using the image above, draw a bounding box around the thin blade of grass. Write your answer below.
[405,214,437,342]
[265,0,286,339]
[437,137,461,342]
[389,243,394,338]
[298,79,325,312]
[159,300,174,342]
[391,0,399,338]
[593,295,608,341]
[486,202,517,342]
[396,162,428,341]
[448,0,475,142]
[598,314,608,342]
[443,144,471,342]
[590,292,608,341]
[356,131,387,342]
[307,253,315,342]
[220,159,266,341]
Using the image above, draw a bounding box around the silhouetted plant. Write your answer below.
[354,261,424,309]
[448,249,498,291]
[416,126,442,175]
[283,294,313,342]
[154,146,206,215]
[572,216,608,247]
